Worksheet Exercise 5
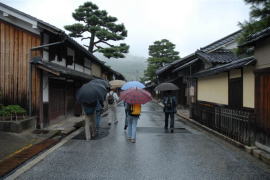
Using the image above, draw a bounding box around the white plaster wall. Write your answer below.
[75,63,84,72]
[243,66,255,108]
[255,37,270,69]
[92,63,102,77]
[42,33,49,61]
[197,73,228,105]
[84,68,91,75]
[67,47,75,69]
[42,72,49,102]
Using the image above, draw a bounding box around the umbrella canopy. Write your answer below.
[109,80,126,89]
[154,83,179,91]
[76,81,107,104]
[121,81,145,90]
[91,79,110,89]
[120,88,152,104]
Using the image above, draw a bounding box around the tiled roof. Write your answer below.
[196,49,238,64]
[156,31,241,76]
[193,56,256,78]
[240,26,270,46]
[156,53,195,75]
[200,30,241,52]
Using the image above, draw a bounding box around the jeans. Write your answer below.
[165,112,174,129]
[127,114,138,140]
[96,110,101,129]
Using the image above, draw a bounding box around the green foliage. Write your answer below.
[64,1,129,59]
[0,105,26,119]
[143,39,180,81]
[238,0,270,54]
[5,105,27,114]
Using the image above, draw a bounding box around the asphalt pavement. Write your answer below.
[16,101,270,180]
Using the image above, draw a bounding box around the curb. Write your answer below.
[155,99,270,166]
[176,112,270,165]
[4,127,84,180]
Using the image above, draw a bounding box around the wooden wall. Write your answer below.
[0,21,41,114]
[255,71,270,134]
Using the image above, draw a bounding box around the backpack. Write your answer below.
[165,97,173,109]
[108,93,115,105]
[129,104,141,116]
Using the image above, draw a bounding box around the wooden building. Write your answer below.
[156,31,241,111]
[241,27,270,149]
[0,3,125,128]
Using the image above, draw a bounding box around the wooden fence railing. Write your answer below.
[191,102,255,145]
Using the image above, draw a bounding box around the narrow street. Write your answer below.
[16,102,270,180]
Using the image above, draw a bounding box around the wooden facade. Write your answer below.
[255,68,270,134]
[0,21,41,114]
[0,2,126,129]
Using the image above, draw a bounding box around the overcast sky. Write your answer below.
[2,0,251,58]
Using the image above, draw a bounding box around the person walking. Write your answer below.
[106,88,119,125]
[82,101,97,140]
[162,91,177,133]
[127,103,141,143]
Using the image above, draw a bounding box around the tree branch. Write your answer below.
[81,37,91,41]
[99,40,114,47]
[94,44,104,49]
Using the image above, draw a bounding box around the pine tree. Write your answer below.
[238,0,270,49]
[64,1,129,59]
[144,39,180,81]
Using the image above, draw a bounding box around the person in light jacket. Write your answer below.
[106,88,119,125]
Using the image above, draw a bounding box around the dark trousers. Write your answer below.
[164,112,174,129]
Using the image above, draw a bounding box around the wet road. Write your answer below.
[17,102,270,180]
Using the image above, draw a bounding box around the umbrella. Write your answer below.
[76,81,107,104]
[154,83,179,91]
[120,88,152,104]
[91,79,110,89]
[121,81,145,90]
[109,80,126,89]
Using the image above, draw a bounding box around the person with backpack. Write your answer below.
[127,103,141,143]
[106,88,119,125]
[162,91,177,133]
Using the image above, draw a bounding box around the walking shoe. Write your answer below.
[131,139,136,143]
[124,125,128,130]
[128,137,132,141]
[170,128,174,133]
[108,123,111,126]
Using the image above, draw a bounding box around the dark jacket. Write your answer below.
[163,96,177,113]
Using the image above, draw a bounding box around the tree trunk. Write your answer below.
[88,32,95,53]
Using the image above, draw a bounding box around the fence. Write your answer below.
[192,102,255,145]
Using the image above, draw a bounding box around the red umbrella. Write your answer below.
[120,88,152,104]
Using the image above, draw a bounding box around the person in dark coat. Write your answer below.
[162,91,177,133]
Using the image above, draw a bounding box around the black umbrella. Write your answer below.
[154,83,179,91]
[76,81,107,104]
[91,79,110,89]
